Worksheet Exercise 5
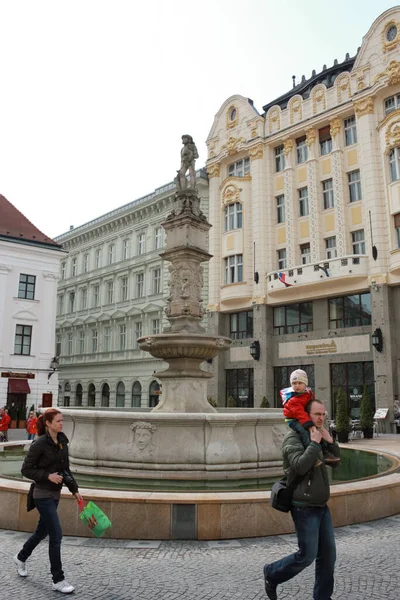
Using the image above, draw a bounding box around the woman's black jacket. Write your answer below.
[21,432,78,494]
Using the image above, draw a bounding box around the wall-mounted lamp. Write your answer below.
[254,271,259,284]
[371,328,383,353]
[370,282,381,292]
[48,356,59,381]
[249,340,260,361]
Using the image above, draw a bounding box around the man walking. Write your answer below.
[264,399,340,600]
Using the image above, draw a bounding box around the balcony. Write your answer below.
[266,255,369,300]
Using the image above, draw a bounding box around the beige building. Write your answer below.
[205,7,400,429]
[55,171,209,408]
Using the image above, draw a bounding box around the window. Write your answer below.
[331,362,374,419]
[75,384,83,407]
[106,281,114,304]
[57,295,64,315]
[300,244,311,265]
[351,229,366,254]
[344,116,357,146]
[132,381,142,407]
[95,248,101,269]
[136,272,144,297]
[384,94,400,115]
[152,268,161,294]
[224,202,242,231]
[138,233,145,255]
[329,292,371,328]
[224,254,243,284]
[149,380,161,407]
[120,277,128,301]
[61,262,66,280]
[122,239,130,260]
[389,147,400,182]
[296,136,308,164]
[88,383,96,407]
[395,213,400,248]
[226,369,254,408]
[229,311,253,340]
[273,303,313,335]
[67,332,73,355]
[79,330,85,354]
[155,227,163,249]
[80,288,87,310]
[101,383,110,407]
[322,179,334,209]
[134,322,142,347]
[325,236,337,259]
[119,324,126,350]
[14,325,32,356]
[152,319,160,334]
[348,170,362,202]
[228,157,250,178]
[71,257,77,277]
[274,365,314,407]
[116,382,125,407]
[104,326,111,352]
[18,274,36,300]
[299,187,309,217]
[274,145,285,172]
[277,248,286,270]
[69,291,75,313]
[276,195,285,223]
[56,334,62,357]
[63,382,71,407]
[319,126,332,155]
[83,254,89,273]
[93,284,100,307]
[91,329,98,353]
[108,243,115,265]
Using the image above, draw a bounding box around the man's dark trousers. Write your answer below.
[265,504,336,600]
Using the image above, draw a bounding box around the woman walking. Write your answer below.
[13,408,82,594]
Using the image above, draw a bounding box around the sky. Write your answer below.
[0,0,398,238]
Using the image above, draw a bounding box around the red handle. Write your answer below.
[76,498,85,512]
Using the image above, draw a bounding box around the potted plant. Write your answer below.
[260,396,270,408]
[227,395,237,408]
[359,385,374,439]
[335,387,350,443]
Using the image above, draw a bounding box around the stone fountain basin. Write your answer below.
[138,333,231,361]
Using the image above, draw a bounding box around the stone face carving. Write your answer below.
[130,421,156,458]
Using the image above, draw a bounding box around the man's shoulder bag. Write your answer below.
[270,472,309,513]
[27,482,35,512]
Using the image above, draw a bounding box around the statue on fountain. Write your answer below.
[170,135,206,221]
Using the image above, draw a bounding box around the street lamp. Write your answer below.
[371,328,383,353]
[249,340,260,361]
[48,356,59,380]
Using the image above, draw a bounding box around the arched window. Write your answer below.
[88,383,96,407]
[132,382,142,407]
[101,383,110,407]
[75,383,83,406]
[149,380,161,408]
[116,382,125,407]
[64,382,71,407]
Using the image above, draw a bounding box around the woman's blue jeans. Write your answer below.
[265,505,336,600]
[18,497,64,584]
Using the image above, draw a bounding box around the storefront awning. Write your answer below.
[8,378,31,394]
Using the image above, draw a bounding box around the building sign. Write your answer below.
[374,408,389,419]
[1,372,35,379]
[278,334,371,359]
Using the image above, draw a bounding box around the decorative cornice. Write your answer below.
[283,138,293,156]
[289,96,302,124]
[330,118,342,138]
[268,106,280,132]
[43,272,59,282]
[312,85,326,114]
[385,119,400,152]
[0,264,12,273]
[305,127,317,147]
[378,107,400,131]
[219,174,251,190]
[374,60,400,86]
[206,163,221,178]
[249,143,264,160]
[221,183,241,206]
[354,97,374,118]
[335,72,351,103]
[221,136,246,156]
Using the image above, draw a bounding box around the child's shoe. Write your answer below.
[323,452,340,464]
[314,459,323,468]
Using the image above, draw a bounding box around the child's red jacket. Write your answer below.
[280,387,315,428]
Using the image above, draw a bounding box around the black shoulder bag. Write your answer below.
[27,482,35,512]
[270,471,310,513]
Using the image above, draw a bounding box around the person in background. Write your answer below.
[13,408,83,594]
[26,410,37,440]
[0,407,11,442]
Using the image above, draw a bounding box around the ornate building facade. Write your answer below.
[55,171,209,408]
[205,7,400,428]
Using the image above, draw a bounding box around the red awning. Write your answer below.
[8,379,31,394]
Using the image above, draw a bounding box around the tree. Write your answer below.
[260,396,270,408]
[359,385,374,431]
[335,387,349,434]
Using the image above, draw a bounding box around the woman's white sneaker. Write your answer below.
[13,554,28,577]
[52,580,75,594]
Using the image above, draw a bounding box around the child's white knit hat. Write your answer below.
[290,369,308,386]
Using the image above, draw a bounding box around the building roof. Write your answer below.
[0,194,62,249]
[262,53,357,114]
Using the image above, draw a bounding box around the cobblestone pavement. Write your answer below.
[1,515,399,600]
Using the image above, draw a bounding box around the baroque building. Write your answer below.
[55,170,209,408]
[0,195,63,426]
[205,7,400,429]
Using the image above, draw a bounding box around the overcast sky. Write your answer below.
[0,0,398,238]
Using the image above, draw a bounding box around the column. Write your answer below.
[206,163,222,310]
[330,118,347,257]
[283,138,295,268]
[305,128,321,263]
